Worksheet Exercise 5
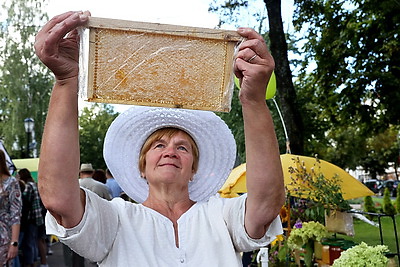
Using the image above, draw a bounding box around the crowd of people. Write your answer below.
[1,150,50,267]
[61,163,124,267]
[1,148,125,267]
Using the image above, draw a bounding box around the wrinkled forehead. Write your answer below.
[146,127,196,147]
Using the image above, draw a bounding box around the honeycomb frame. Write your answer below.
[83,17,242,112]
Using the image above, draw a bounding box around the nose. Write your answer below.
[162,145,178,158]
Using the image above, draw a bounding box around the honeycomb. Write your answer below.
[80,17,242,112]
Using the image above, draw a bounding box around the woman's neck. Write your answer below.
[143,196,195,221]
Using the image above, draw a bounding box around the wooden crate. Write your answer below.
[81,17,242,112]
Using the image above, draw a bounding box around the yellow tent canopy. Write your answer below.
[219,163,247,198]
[13,158,40,181]
[219,154,374,200]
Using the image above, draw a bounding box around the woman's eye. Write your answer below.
[154,143,164,149]
[177,146,188,151]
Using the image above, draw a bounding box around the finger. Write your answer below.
[237,27,264,42]
[237,28,271,59]
[41,12,89,58]
[40,11,90,34]
[48,12,89,42]
[39,11,76,34]
[236,47,260,63]
[239,38,269,60]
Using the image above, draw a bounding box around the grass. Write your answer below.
[336,215,400,253]
[336,196,399,262]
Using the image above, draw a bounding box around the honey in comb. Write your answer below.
[83,17,241,112]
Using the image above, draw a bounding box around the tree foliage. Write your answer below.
[0,0,53,158]
[210,0,305,156]
[293,0,400,173]
[210,0,400,177]
[79,104,119,170]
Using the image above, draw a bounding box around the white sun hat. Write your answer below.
[103,106,237,203]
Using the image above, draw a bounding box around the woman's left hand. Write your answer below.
[7,244,18,261]
[234,27,275,104]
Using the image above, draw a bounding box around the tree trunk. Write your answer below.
[264,0,304,155]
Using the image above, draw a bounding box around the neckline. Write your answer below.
[139,201,198,223]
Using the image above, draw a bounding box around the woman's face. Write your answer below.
[142,130,196,187]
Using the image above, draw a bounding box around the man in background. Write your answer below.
[105,169,123,199]
[64,163,111,267]
[79,164,111,200]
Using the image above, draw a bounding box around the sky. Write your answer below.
[45,0,295,112]
[47,0,221,29]
[46,0,295,30]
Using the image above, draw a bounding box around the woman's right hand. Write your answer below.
[34,11,90,82]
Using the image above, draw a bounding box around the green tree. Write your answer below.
[293,0,400,169]
[79,104,119,170]
[217,89,245,162]
[0,0,53,158]
[362,126,400,179]
[209,0,305,156]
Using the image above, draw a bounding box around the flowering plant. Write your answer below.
[286,156,351,223]
[268,235,289,265]
[287,221,329,250]
[332,242,389,266]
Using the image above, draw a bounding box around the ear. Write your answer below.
[189,172,195,182]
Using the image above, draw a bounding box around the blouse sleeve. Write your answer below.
[9,178,22,226]
[222,194,283,252]
[45,188,119,262]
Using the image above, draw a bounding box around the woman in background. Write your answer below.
[0,150,22,266]
[17,169,44,267]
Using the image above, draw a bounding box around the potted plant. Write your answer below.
[287,221,329,266]
[332,242,389,266]
[286,156,354,235]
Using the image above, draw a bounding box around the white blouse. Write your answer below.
[46,188,282,266]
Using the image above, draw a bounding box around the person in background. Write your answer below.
[17,168,44,267]
[13,178,26,267]
[79,164,111,200]
[74,164,110,267]
[105,169,122,199]
[0,150,22,266]
[36,198,49,267]
[35,11,284,266]
[92,169,107,184]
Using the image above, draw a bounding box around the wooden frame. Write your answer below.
[82,17,242,112]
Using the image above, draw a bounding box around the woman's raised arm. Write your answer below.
[235,27,285,239]
[35,11,90,227]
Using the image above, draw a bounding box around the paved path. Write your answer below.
[47,242,68,267]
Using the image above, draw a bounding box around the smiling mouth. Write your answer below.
[159,163,180,168]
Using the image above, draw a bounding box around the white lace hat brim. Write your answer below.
[103,106,237,203]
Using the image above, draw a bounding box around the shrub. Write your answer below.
[332,242,389,266]
[383,188,396,216]
[363,196,376,220]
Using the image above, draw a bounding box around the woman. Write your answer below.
[0,150,22,266]
[17,169,44,267]
[35,11,285,266]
